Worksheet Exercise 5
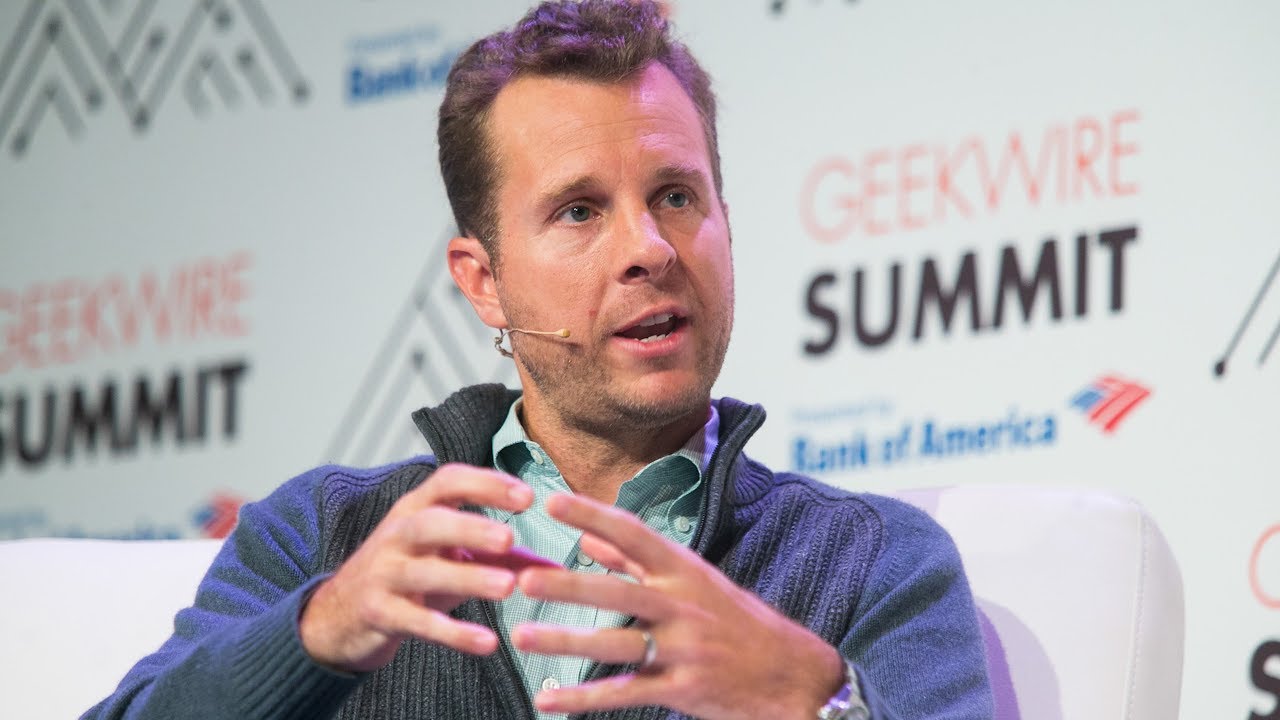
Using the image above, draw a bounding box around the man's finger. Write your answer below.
[388,555,516,602]
[511,624,651,665]
[535,673,666,715]
[376,594,500,656]
[394,506,513,554]
[404,463,533,513]
[517,567,674,621]
[544,493,679,573]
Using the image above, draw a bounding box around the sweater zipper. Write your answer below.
[482,599,538,720]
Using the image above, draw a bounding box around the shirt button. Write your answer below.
[541,677,560,691]
[576,551,594,567]
[530,449,545,465]
[673,516,692,533]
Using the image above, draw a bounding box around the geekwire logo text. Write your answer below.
[346,26,458,104]
[800,109,1140,357]
[0,252,252,472]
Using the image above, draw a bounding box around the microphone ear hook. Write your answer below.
[494,326,571,358]
[493,328,515,359]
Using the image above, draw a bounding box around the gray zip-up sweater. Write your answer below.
[84,385,993,719]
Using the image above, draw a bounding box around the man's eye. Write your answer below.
[663,191,690,209]
[559,205,593,223]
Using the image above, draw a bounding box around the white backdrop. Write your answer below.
[2,1,1278,717]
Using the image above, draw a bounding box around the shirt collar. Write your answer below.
[491,397,720,478]
[491,398,532,475]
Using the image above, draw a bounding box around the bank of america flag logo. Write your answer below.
[325,232,518,468]
[0,0,309,158]
[1069,375,1150,434]
[193,492,243,539]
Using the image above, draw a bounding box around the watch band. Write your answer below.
[816,661,870,720]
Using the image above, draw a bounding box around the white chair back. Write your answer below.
[0,537,222,719]
[891,485,1184,720]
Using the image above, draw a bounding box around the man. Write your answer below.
[86,2,993,718]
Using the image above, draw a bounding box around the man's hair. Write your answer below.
[437,0,720,261]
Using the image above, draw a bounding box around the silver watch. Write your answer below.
[816,661,870,720]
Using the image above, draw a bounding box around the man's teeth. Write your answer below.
[619,312,677,341]
[637,312,673,328]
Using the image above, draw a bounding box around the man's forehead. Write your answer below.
[488,63,703,148]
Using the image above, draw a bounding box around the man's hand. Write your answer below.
[511,493,847,720]
[299,464,539,673]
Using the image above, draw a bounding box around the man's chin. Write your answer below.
[609,379,713,426]
[521,355,720,432]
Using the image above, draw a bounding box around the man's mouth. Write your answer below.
[615,312,684,343]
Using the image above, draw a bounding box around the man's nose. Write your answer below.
[616,209,676,283]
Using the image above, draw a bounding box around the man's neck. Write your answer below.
[517,395,709,505]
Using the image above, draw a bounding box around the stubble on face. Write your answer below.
[504,265,734,439]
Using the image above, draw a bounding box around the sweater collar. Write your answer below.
[411,384,520,467]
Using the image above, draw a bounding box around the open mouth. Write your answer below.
[615,312,685,343]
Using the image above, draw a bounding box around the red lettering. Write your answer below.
[103,276,131,346]
[190,260,217,337]
[1057,123,1069,203]
[1073,116,1105,199]
[79,281,114,355]
[897,144,929,231]
[1110,108,1140,196]
[862,150,891,236]
[935,139,977,223]
[47,279,77,365]
[11,285,42,369]
[972,135,998,211]
[220,251,251,336]
[0,252,253,373]
[800,157,859,243]
[119,269,183,344]
[991,128,1060,208]
[1252,525,1280,609]
[799,108,1141,242]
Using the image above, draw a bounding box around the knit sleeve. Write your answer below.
[840,496,995,720]
[79,465,363,720]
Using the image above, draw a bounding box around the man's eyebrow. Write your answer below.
[652,163,709,187]
[536,176,602,211]
[534,164,712,211]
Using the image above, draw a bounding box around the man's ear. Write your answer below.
[447,236,506,329]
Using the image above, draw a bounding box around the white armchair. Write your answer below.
[0,485,1184,719]
[0,536,222,719]
[890,485,1185,720]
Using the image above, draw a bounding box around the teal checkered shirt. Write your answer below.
[483,398,719,718]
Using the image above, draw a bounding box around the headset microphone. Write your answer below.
[510,327,570,338]
[493,327,571,357]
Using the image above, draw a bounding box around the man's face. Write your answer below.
[485,62,733,433]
